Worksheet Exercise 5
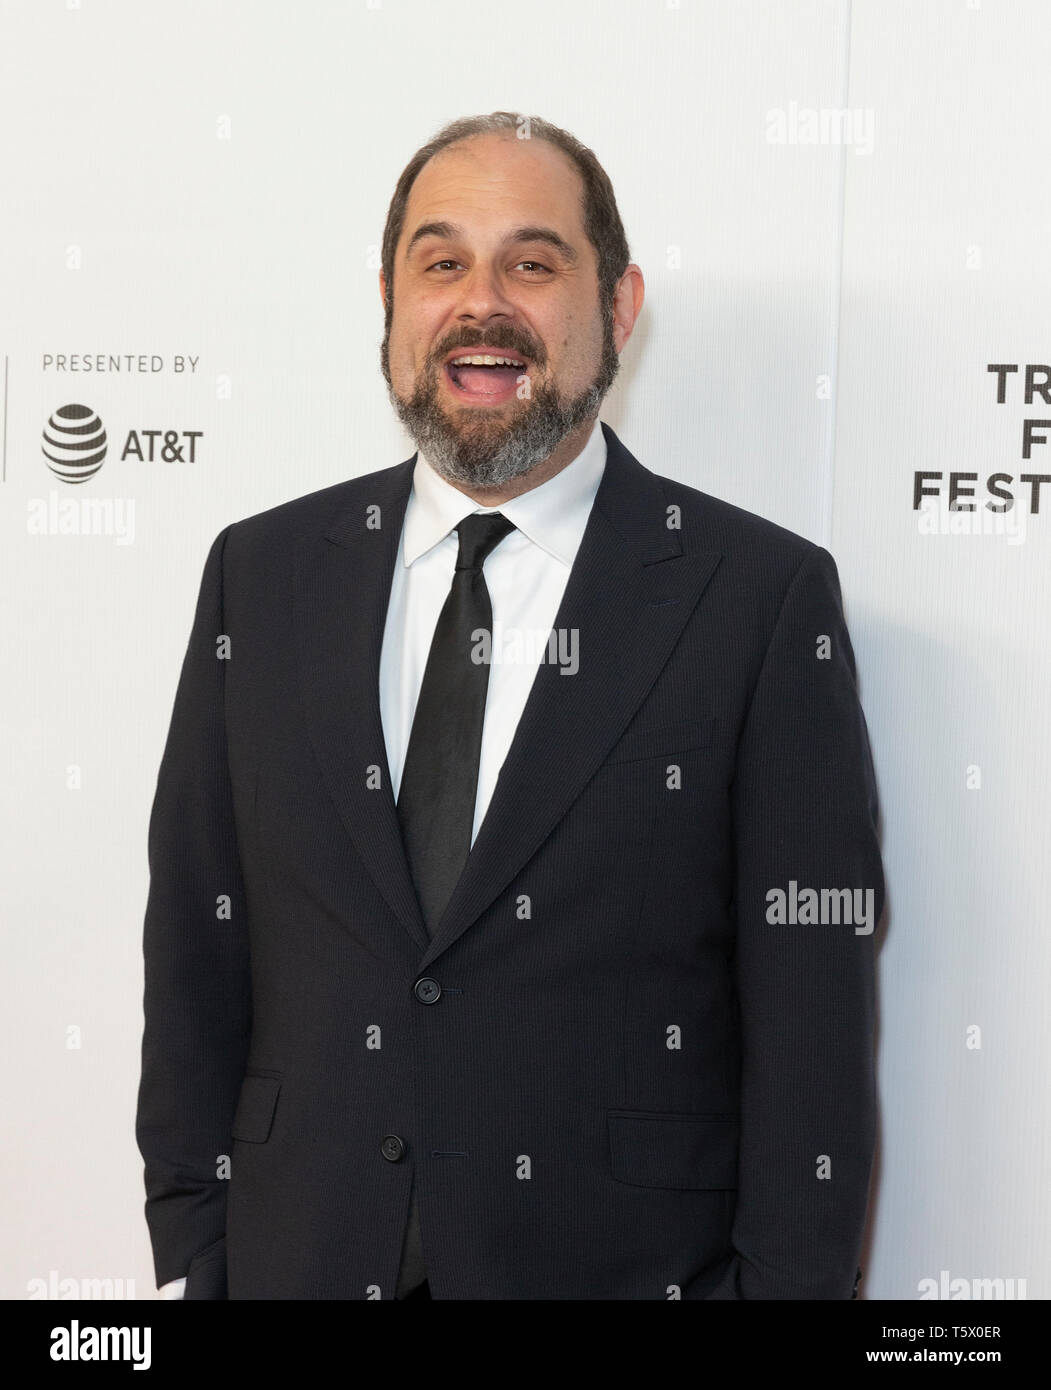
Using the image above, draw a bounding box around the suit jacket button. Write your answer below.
[381,1135,405,1162]
[414,977,441,1004]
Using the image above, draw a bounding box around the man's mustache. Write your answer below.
[430,332,545,369]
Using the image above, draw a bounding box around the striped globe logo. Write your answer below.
[42,403,107,484]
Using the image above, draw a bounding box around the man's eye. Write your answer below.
[427,260,550,274]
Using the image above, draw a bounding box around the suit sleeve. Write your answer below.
[705,544,882,1299]
[135,525,251,1296]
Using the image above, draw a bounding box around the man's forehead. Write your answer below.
[403,134,586,237]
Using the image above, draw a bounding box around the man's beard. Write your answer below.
[381,313,620,490]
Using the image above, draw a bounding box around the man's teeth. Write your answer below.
[449,354,524,367]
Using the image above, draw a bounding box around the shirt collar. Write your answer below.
[402,415,607,568]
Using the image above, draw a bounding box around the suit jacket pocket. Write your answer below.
[607,1109,738,1189]
[231,1070,282,1144]
[605,713,716,765]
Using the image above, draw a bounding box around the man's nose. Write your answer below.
[453,263,517,323]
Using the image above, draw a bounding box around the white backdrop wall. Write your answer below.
[0,0,1046,1300]
[835,0,1051,1300]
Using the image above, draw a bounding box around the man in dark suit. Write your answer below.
[136,111,883,1300]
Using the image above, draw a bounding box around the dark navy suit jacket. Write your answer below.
[135,422,883,1299]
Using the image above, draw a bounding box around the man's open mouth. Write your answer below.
[444,352,528,402]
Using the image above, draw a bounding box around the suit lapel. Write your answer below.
[418,424,721,967]
[293,423,722,966]
[293,455,431,952]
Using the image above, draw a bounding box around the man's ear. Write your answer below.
[379,269,388,311]
[612,264,645,356]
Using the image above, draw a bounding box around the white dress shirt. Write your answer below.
[157,416,607,1297]
[379,413,606,846]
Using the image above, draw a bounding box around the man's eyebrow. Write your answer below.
[508,225,578,263]
[404,220,579,264]
[405,221,460,256]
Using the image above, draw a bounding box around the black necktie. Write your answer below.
[396,510,517,934]
[392,510,516,1301]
